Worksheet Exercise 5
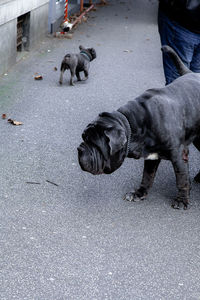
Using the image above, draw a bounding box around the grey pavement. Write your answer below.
[1,0,200,299]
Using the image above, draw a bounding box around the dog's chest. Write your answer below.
[145,153,159,160]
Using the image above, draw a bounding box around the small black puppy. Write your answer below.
[59,45,96,86]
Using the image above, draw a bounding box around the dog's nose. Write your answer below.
[77,144,85,155]
[77,146,82,154]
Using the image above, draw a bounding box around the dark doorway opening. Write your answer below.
[17,12,30,52]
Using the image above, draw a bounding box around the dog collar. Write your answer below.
[116,111,132,157]
[80,50,92,61]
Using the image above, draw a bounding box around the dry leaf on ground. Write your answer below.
[8,119,23,126]
[34,75,43,80]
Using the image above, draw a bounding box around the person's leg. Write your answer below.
[158,10,195,84]
[190,43,200,73]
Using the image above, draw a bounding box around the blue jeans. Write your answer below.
[158,10,200,85]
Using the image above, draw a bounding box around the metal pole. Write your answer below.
[72,4,94,27]
[80,0,84,13]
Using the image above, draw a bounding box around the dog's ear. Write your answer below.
[79,45,85,51]
[104,128,127,155]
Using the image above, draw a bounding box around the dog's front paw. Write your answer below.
[123,190,146,202]
[171,198,191,210]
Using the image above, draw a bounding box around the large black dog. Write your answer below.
[78,46,200,209]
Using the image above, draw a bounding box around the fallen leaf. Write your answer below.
[2,114,6,119]
[34,75,43,80]
[8,119,23,126]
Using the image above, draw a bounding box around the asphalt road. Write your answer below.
[0,0,200,299]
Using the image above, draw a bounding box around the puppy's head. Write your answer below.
[79,45,97,61]
[87,48,96,60]
[77,112,127,175]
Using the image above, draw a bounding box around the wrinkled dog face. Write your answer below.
[79,45,96,61]
[77,112,127,175]
[88,48,96,60]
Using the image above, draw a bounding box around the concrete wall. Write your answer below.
[0,19,17,75]
[0,0,49,26]
[30,4,49,49]
[0,0,49,75]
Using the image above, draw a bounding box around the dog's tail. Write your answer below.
[60,54,71,71]
[161,45,192,76]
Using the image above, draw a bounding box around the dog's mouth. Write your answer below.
[103,167,112,174]
[77,142,106,175]
[131,152,141,159]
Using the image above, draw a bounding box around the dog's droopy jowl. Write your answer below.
[59,45,96,86]
[78,45,200,209]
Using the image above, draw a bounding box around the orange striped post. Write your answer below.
[64,0,68,22]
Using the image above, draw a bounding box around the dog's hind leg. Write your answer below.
[124,159,161,202]
[76,70,81,81]
[83,69,89,81]
[70,67,76,86]
[59,61,67,84]
[171,147,190,209]
[193,137,200,182]
[59,69,64,85]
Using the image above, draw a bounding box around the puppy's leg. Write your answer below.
[83,69,89,81]
[76,70,81,81]
[124,159,160,202]
[59,69,65,85]
[70,67,76,86]
[171,147,190,209]
[59,61,67,85]
[193,136,200,182]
